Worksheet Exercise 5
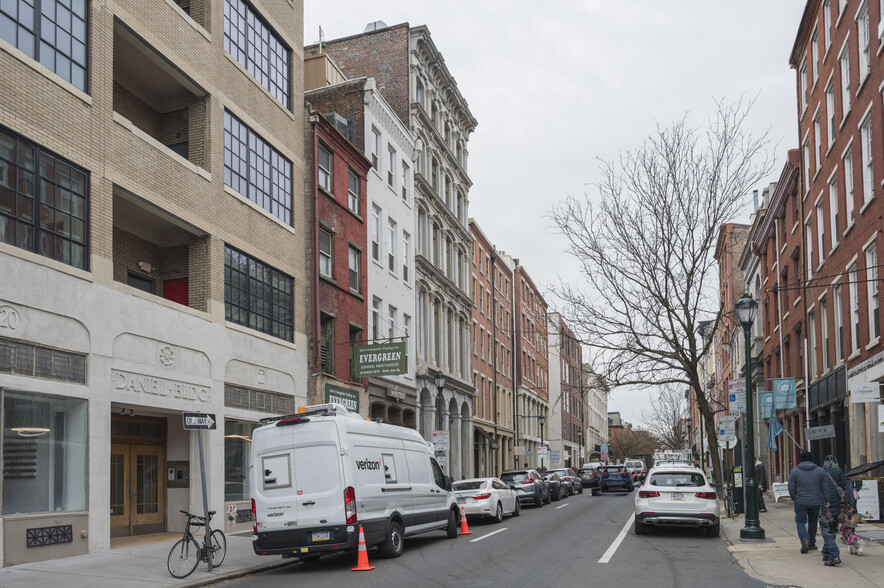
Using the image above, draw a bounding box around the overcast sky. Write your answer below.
[304,1,807,427]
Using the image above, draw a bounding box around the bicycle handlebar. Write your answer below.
[179,509,216,521]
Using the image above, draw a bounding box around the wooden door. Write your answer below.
[110,443,130,536]
[110,443,166,536]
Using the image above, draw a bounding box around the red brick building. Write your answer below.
[790,1,883,471]
[307,111,372,412]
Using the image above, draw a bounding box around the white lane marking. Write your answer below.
[469,527,508,543]
[555,503,570,509]
[598,512,635,564]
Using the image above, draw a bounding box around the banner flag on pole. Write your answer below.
[768,416,785,451]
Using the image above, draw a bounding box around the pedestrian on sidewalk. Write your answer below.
[755,457,768,513]
[820,455,847,566]
[788,451,828,560]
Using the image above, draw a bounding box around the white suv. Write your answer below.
[633,463,720,537]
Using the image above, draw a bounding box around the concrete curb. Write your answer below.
[178,557,301,587]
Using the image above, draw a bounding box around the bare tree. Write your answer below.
[640,385,687,451]
[609,425,657,462]
[549,99,770,489]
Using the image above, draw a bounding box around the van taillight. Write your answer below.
[251,498,257,535]
[344,486,357,524]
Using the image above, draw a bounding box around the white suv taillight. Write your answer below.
[251,498,258,535]
[344,486,357,524]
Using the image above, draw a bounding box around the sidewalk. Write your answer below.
[0,532,299,588]
[722,500,884,588]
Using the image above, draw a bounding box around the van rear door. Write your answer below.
[292,441,344,527]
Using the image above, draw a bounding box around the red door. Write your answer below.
[163,278,189,306]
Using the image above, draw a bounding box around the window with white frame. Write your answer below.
[867,243,880,340]
[816,202,825,262]
[416,77,425,106]
[371,128,380,168]
[319,227,332,277]
[387,219,396,273]
[824,1,832,50]
[844,147,856,222]
[318,143,332,192]
[814,115,822,171]
[402,162,409,201]
[834,284,844,361]
[348,246,360,293]
[372,298,381,340]
[861,113,873,204]
[829,177,840,247]
[839,42,851,117]
[371,206,381,261]
[800,60,808,110]
[839,0,846,16]
[849,263,860,352]
[803,140,811,193]
[806,223,814,279]
[388,306,397,341]
[810,311,818,378]
[821,298,830,369]
[826,80,836,146]
[348,169,359,213]
[387,146,395,187]
[858,3,870,80]
[402,232,410,281]
[812,30,819,84]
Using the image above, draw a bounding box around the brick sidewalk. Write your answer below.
[721,500,884,588]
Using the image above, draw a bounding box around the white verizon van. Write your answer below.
[250,404,459,561]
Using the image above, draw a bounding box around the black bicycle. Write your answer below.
[167,510,227,578]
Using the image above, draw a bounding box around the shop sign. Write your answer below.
[856,482,881,521]
[772,482,790,502]
[849,381,881,403]
[550,450,561,463]
[728,379,746,412]
[354,342,407,377]
[805,424,836,440]
[772,378,797,409]
[386,389,407,400]
[432,430,450,450]
[325,384,359,412]
[758,391,774,419]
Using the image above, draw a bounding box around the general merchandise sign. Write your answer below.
[354,342,407,377]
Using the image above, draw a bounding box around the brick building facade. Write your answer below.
[547,313,584,469]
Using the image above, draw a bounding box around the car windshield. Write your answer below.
[578,469,595,475]
[649,472,706,487]
[452,481,486,491]
[501,472,528,482]
[550,470,568,476]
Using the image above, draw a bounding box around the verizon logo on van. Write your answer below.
[356,459,381,471]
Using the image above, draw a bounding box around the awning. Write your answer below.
[474,425,497,449]
[845,460,884,478]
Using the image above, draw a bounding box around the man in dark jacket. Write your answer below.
[755,458,768,512]
[788,451,829,561]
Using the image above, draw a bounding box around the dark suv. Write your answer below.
[501,469,549,507]
[577,467,601,495]
[600,465,634,493]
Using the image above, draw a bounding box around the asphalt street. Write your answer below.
[220,488,763,588]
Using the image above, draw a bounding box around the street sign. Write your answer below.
[182,412,216,430]
[805,424,836,440]
[728,379,746,412]
[600,444,609,455]
[513,446,526,456]
[850,381,881,403]
[550,450,561,463]
[718,415,736,442]
[600,452,609,461]
[432,430,450,450]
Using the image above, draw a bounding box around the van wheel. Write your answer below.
[379,521,404,558]
[446,509,458,538]
[493,502,504,524]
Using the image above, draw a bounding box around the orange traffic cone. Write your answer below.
[458,505,472,535]
[351,526,375,571]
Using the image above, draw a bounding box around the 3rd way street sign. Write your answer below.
[182,412,216,430]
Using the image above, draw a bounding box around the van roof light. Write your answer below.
[259,402,350,424]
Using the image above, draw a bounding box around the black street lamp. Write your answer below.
[736,293,765,540]
[685,416,692,454]
[538,414,546,469]
[434,371,446,431]
[577,428,583,466]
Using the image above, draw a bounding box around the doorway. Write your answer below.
[110,416,167,537]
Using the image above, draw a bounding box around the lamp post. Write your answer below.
[577,428,583,468]
[736,293,765,540]
[434,371,446,431]
[685,416,692,457]
[538,414,546,470]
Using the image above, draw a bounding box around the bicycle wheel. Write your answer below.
[167,537,201,579]
[209,529,227,567]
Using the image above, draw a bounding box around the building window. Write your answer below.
[371,206,381,261]
[319,227,332,277]
[318,143,332,192]
[844,147,855,222]
[839,42,851,117]
[348,246,360,293]
[387,146,395,187]
[834,284,844,361]
[809,311,818,378]
[223,0,290,107]
[224,111,292,224]
[371,128,380,169]
[372,298,381,341]
[388,305,397,341]
[0,0,88,91]
[829,177,840,248]
[0,128,89,269]
[806,223,814,279]
[387,220,396,273]
[816,203,825,263]
[402,162,409,201]
[2,390,87,514]
[127,271,156,294]
[826,80,836,146]
[811,29,819,85]
[849,263,860,352]
[224,420,260,501]
[224,245,294,341]
[814,115,822,172]
[320,314,334,374]
[415,77,424,106]
[821,299,829,370]
[860,114,873,204]
[857,4,870,80]
[824,0,832,50]
[803,140,811,194]
[402,232,410,281]
[867,244,880,340]
[431,158,438,192]
[799,60,808,110]
[348,169,359,213]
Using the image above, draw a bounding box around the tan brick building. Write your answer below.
[0,0,308,565]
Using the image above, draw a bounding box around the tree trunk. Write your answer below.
[693,388,723,490]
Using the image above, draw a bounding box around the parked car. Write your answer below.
[600,465,634,494]
[577,467,601,495]
[547,468,583,495]
[624,459,647,484]
[542,473,565,501]
[452,478,520,523]
[634,463,720,537]
[500,469,549,507]
[581,461,604,471]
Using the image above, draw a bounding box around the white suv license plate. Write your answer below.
[312,531,330,541]
[670,492,685,501]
